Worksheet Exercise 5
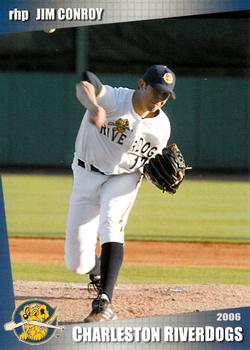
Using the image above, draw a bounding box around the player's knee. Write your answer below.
[64,254,95,275]
[64,256,78,273]
[65,260,90,274]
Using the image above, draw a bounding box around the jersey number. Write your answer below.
[129,156,148,170]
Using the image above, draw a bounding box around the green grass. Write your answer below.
[3,174,71,237]
[2,174,250,243]
[11,262,250,286]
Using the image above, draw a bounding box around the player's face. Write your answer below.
[144,85,171,112]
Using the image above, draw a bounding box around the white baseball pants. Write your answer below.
[64,158,142,274]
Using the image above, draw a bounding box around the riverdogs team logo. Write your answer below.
[163,72,174,84]
[4,299,63,345]
[108,118,130,133]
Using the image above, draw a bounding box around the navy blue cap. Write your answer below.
[143,65,176,99]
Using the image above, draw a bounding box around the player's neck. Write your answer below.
[132,91,158,119]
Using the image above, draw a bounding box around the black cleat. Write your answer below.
[84,297,117,323]
[87,274,101,294]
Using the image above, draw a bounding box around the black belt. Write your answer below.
[78,159,106,175]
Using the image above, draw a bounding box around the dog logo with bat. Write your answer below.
[4,299,64,345]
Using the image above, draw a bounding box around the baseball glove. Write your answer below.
[143,143,190,194]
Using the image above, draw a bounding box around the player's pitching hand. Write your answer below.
[90,105,107,127]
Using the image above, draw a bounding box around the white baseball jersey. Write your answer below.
[75,85,171,175]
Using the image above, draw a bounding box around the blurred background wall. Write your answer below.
[0,11,249,171]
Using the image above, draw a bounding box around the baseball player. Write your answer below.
[65,64,177,322]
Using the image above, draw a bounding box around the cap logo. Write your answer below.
[163,73,173,84]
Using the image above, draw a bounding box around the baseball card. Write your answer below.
[0,1,249,349]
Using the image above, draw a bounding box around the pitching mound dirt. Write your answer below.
[14,281,250,323]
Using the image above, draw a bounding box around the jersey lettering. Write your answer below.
[130,138,157,158]
[111,129,119,142]
[99,125,127,145]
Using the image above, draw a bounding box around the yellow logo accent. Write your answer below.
[108,118,130,133]
[4,299,63,345]
[163,73,173,84]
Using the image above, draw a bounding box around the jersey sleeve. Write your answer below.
[96,85,125,117]
[158,115,171,153]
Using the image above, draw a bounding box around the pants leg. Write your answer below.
[98,171,142,245]
[97,171,142,301]
[64,163,108,274]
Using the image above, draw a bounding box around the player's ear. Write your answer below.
[138,79,147,90]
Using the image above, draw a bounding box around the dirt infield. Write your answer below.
[10,238,250,322]
[14,281,250,323]
[9,238,250,268]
